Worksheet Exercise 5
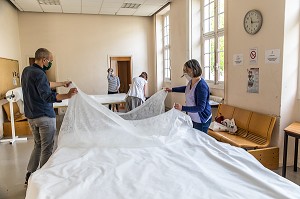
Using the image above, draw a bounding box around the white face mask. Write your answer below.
[183,73,192,81]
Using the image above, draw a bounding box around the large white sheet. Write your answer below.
[26,88,300,199]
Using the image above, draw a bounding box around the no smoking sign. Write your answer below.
[249,48,257,65]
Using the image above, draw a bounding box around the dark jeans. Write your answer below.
[192,117,212,134]
[108,91,119,111]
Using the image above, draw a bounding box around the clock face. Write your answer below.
[244,10,263,35]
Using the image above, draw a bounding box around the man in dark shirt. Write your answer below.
[22,48,78,185]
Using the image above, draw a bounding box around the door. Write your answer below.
[110,56,132,93]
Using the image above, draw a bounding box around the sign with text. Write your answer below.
[249,48,258,65]
[265,49,280,64]
[233,54,243,66]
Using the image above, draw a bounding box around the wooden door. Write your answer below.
[118,61,131,93]
[110,56,132,94]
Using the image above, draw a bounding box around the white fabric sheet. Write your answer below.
[26,87,300,199]
[119,90,167,120]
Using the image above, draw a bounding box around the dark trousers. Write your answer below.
[108,91,119,111]
[192,117,212,134]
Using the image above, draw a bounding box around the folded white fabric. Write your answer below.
[209,121,228,132]
[221,118,238,134]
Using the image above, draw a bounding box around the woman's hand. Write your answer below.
[63,81,72,87]
[165,88,172,92]
[67,88,78,98]
[174,103,182,111]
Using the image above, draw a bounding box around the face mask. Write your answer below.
[183,73,192,81]
[43,61,52,71]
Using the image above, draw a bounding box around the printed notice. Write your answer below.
[265,49,280,64]
[233,54,243,66]
[247,68,259,93]
[249,48,258,65]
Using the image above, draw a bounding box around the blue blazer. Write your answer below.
[172,78,211,123]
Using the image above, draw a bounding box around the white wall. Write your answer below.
[18,13,155,95]
[164,0,189,108]
[0,0,21,60]
[280,0,300,165]
[0,0,21,138]
[227,0,300,165]
[155,14,164,92]
[227,0,284,115]
[165,0,300,166]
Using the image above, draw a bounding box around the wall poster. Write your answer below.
[247,68,259,93]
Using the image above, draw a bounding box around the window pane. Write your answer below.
[210,17,214,32]
[218,0,224,13]
[204,39,210,53]
[218,13,224,29]
[163,14,171,80]
[204,19,210,33]
[209,53,215,81]
[210,38,215,54]
[203,53,209,66]
[218,36,224,51]
[204,5,209,19]
[210,52,215,68]
[209,2,214,17]
[202,0,224,83]
[204,66,210,80]
[218,51,224,81]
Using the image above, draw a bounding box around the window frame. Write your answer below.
[163,12,171,81]
[201,0,224,85]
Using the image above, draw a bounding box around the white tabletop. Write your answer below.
[53,93,126,108]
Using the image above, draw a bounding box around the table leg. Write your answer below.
[282,133,288,177]
[294,138,298,172]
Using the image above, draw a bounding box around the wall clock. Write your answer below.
[244,9,263,35]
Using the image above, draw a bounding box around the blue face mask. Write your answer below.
[43,61,52,71]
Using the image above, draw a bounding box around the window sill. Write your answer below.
[207,82,224,90]
[164,79,172,83]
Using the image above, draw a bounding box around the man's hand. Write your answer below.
[67,88,78,98]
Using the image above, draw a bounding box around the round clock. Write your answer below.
[243,9,263,35]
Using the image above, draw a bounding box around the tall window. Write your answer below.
[163,14,171,80]
[202,0,224,84]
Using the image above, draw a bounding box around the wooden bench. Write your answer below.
[208,104,279,169]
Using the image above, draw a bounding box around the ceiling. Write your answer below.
[9,0,170,16]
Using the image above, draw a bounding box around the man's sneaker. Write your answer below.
[25,172,31,185]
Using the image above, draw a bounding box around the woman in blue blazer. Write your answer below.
[166,59,212,133]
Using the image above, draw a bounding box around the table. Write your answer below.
[53,93,126,109]
[209,100,220,108]
[282,122,300,177]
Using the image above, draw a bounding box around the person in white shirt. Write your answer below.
[126,72,148,111]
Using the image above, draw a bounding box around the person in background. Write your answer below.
[165,59,212,133]
[22,48,78,185]
[126,72,148,111]
[107,68,120,111]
